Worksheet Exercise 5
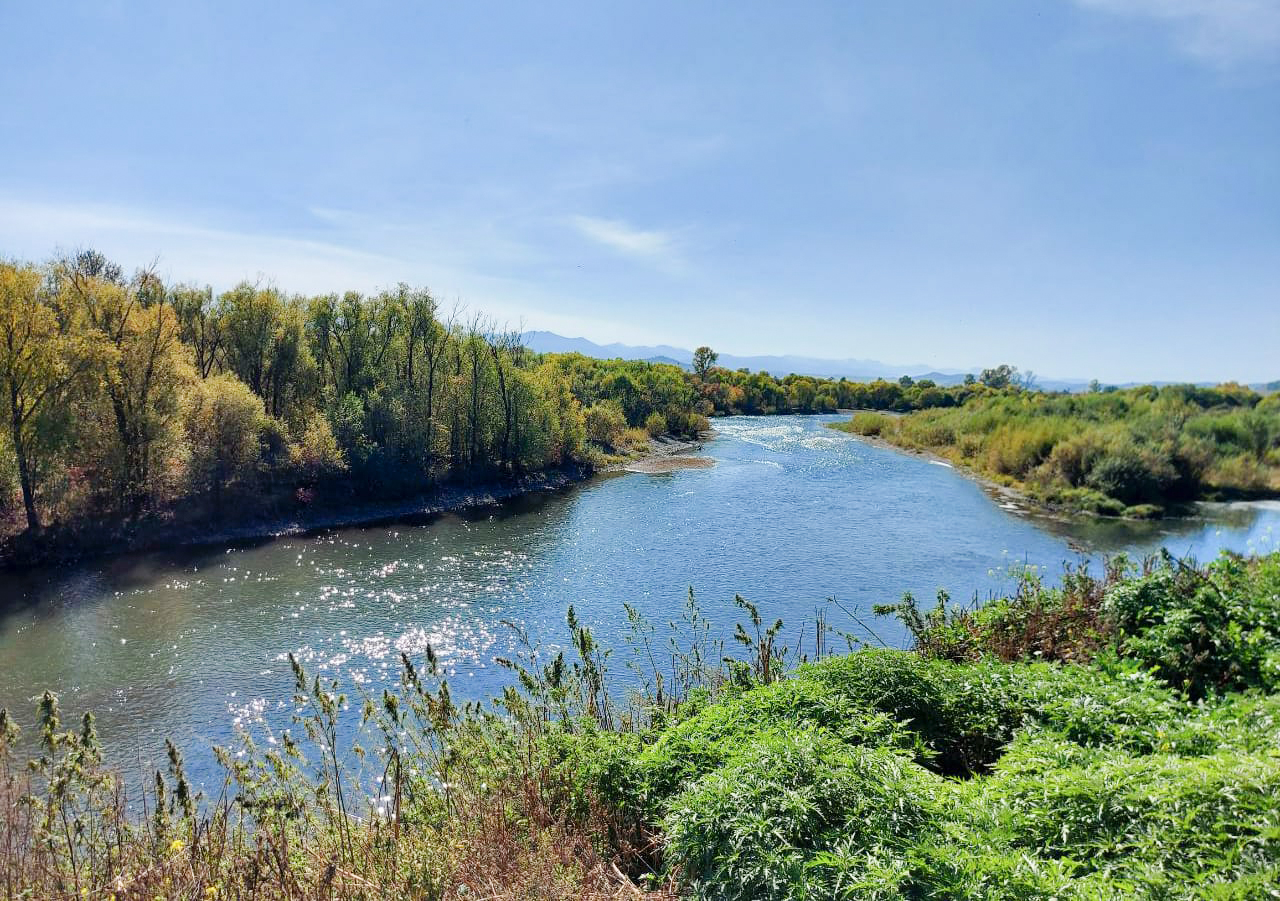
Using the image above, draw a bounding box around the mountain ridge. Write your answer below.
[521,330,972,383]
[521,331,1277,393]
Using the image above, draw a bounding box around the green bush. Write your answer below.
[668,410,711,437]
[1085,444,1173,506]
[289,411,347,481]
[635,675,912,805]
[663,729,938,901]
[971,737,1280,892]
[845,411,892,436]
[583,400,628,449]
[985,422,1064,478]
[1009,664,1218,755]
[800,651,1023,775]
[1105,553,1280,697]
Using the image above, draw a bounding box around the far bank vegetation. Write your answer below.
[833,366,1280,516]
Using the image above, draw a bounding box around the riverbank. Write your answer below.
[828,389,1280,520]
[0,433,714,573]
[606,431,712,473]
[0,463,595,572]
[834,424,1042,516]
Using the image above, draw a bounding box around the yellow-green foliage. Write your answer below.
[0,254,596,542]
[846,412,892,436]
[583,399,627,449]
[834,384,1280,514]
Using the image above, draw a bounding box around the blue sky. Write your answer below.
[1,1,1277,382]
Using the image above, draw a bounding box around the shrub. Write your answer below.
[985,422,1062,477]
[800,651,1022,776]
[663,729,938,901]
[1105,553,1280,698]
[668,411,710,437]
[1204,452,1275,495]
[618,427,651,451]
[880,561,1123,666]
[290,412,347,482]
[974,737,1280,891]
[1086,444,1168,506]
[583,400,627,449]
[1046,431,1106,486]
[644,412,667,437]
[899,417,956,447]
[182,374,267,499]
[1011,664,1217,755]
[845,412,891,436]
[635,676,911,805]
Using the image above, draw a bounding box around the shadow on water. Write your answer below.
[1026,502,1275,558]
[0,542,265,622]
[0,478,587,621]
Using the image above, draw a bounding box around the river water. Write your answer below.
[1,415,1276,784]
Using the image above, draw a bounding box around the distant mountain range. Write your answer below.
[521,331,1062,387]
[521,331,976,383]
[521,331,1277,394]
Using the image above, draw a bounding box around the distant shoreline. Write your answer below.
[834,424,1211,526]
[830,423,1078,522]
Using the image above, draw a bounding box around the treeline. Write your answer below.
[540,353,708,451]
[836,381,1280,515]
[0,253,588,537]
[697,367,981,416]
[548,345,989,430]
[695,350,1025,417]
[11,251,964,544]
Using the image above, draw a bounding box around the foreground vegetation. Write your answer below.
[3,548,1279,899]
[833,381,1280,516]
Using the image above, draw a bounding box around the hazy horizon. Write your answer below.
[2,2,1277,383]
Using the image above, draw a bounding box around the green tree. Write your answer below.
[183,374,265,513]
[693,346,718,380]
[219,284,316,421]
[218,283,280,399]
[0,263,100,530]
[979,364,1017,390]
[65,265,192,516]
[168,285,222,378]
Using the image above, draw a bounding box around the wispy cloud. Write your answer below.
[569,215,680,261]
[1072,0,1280,64]
[0,198,404,292]
[0,196,660,342]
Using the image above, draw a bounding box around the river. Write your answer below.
[1,415,1276,785]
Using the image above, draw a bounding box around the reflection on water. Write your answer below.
[0,415,1275,785]
[1029,500,1279,560]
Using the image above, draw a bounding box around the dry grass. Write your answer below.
[0,595,837,900]
[0,672,678,901]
